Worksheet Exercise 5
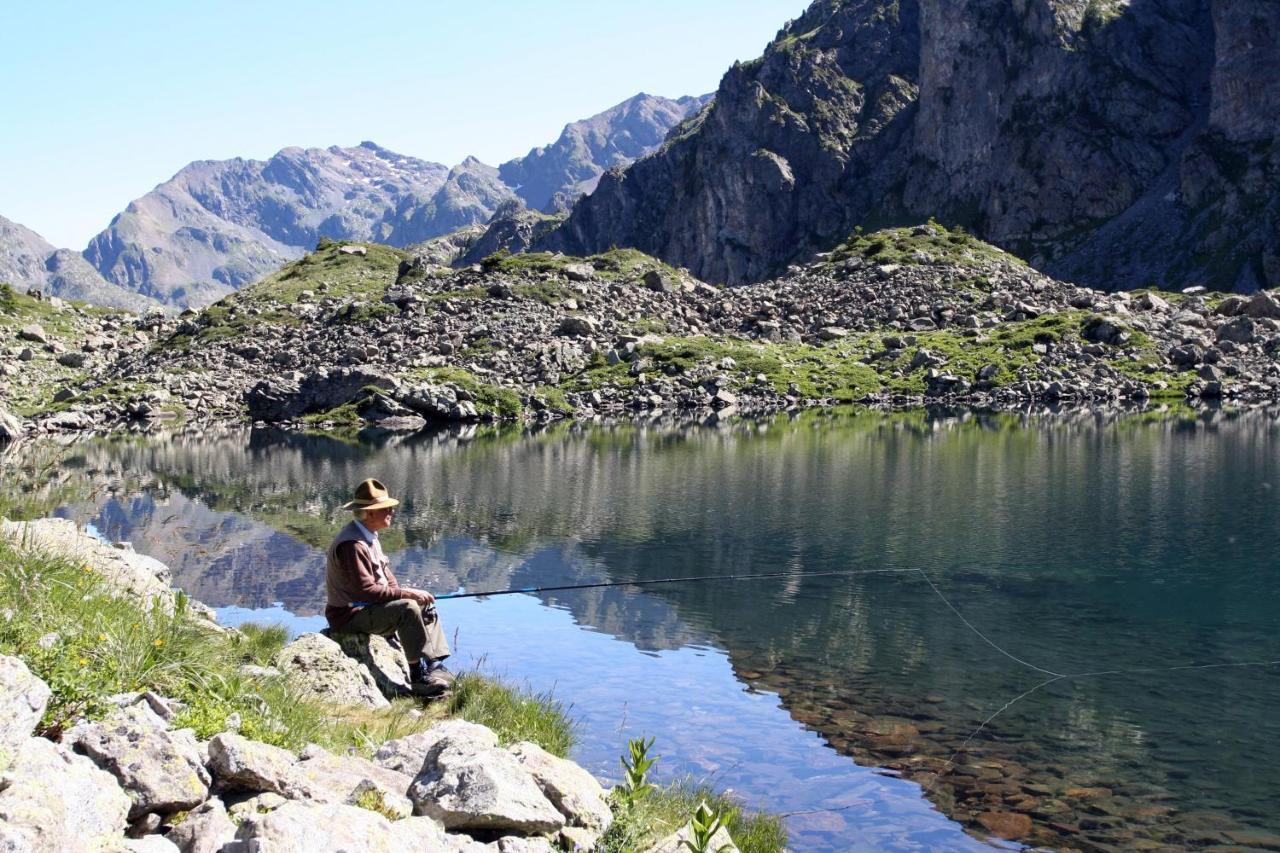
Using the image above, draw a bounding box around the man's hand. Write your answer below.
[406,588,435,606]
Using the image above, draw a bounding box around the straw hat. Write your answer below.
[342,478,400,511]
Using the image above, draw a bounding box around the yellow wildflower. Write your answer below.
[78,657,88,666]
[153,638,164,647]
[98,633,107,642]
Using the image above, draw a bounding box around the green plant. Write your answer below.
[352,786,405,821]
[680,801,732,853]
[615,736,659,809]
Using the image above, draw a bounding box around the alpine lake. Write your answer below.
[8,405,1280,852]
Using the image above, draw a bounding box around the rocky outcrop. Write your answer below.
[549,0,1279,294]
[272,632,392,709]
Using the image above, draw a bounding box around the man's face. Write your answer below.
[365,507,395,532]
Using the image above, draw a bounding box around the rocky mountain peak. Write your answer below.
[546,0,1278,294]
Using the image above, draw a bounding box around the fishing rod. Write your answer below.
[433,566,914,600]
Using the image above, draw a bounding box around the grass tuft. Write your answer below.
[446,672,576,758]
[598,779,787,853]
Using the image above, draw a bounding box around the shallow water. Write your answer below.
[16,407,1280,850]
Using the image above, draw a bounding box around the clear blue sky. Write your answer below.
[0,0,806,249]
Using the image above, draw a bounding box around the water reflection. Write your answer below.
[10,406,1280,850]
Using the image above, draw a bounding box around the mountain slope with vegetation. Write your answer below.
[9,225,1280,435]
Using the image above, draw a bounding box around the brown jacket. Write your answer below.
[324,521,406,630]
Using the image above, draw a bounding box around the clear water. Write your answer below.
[21,407,1280,851]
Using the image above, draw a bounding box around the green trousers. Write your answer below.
[343,599,450,662]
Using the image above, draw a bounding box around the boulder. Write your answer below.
[408,740,564,833]
[291,743,414,817]
[0,518,176,609]
[56,351,89,368]
[0,737,131,850]
[556,316,600,338]
[643,270,674,292]
[68,704,210,819]
[17,324,47,343]
[333,632,411,698]
[207,733,299,796]
[1244,291,1280,319]
[563,263,594,282]
[1217,316,1258,344]
[374,719,500,776]
[0,655,50,766]
[230,800,448,852]
[246,367,396,422]
[0,407,23,442]
[1082,315,1131,346]
[273,632,389,709]
[508,741,612,833]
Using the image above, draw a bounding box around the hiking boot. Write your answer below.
[409,659,449,698]
[425,658,454,685]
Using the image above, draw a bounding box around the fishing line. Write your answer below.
[433,566,922,600]
[914,567,1280,795]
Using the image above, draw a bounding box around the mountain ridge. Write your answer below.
[544,0,1279,294]
[73,94,708,308]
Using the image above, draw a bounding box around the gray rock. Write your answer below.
[103,837,181,853]
[0,737,131,850]
[1217,316,1258,345]
[56,351,89,368]
[408,740,564,833]
[207,733,299,796]
[1083,316,1131,346]
[333,632,411,699]
[0,655,50,766]
[273,632,390,710]
[230,800,447,852]
[374,719,500,776]
[291,743,414,816]
[69,704,210,819]
[508,741,612,833]
[643,270,674,292]
[556,316,600,338]
[17,324,47,343]
[1245,291,1280,319]
[563,263,594,282]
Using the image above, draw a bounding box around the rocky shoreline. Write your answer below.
[2,226,1279,438]
[0,518,738,852]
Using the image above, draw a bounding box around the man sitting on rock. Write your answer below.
[325,478,453,697]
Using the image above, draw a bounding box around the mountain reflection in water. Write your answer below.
[15,406,1280,851]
